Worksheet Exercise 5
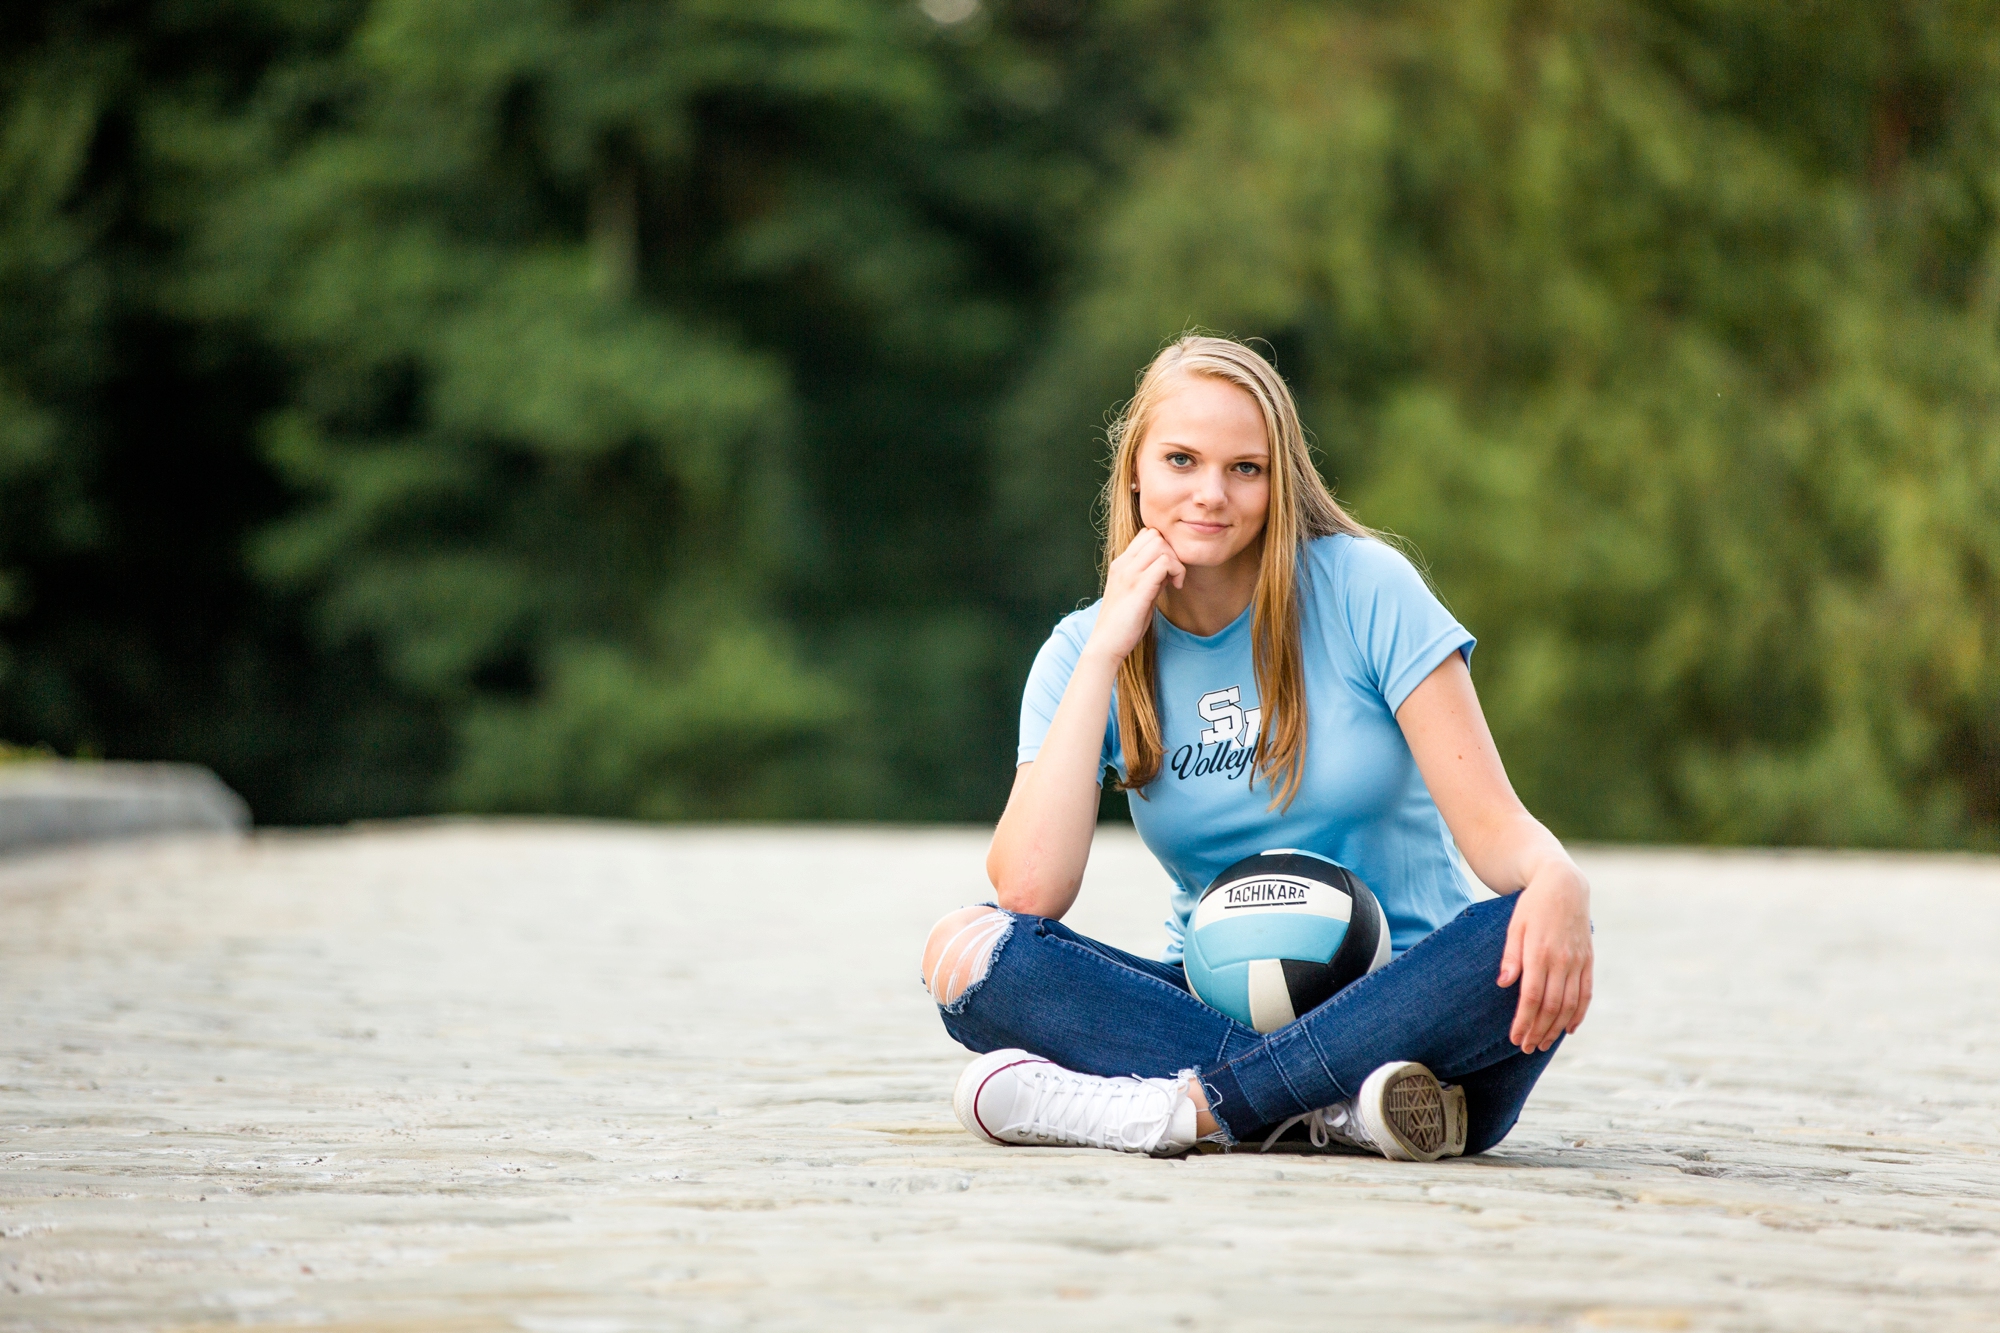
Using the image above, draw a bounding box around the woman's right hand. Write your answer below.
[1088,527,1184,662]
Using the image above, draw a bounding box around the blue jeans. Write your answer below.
[938,893,1558,1153]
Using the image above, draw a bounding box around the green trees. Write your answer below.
[177,1,876,818]
[1,0,1995,844]
[1005,0,2000,845]
[0,6,339,809]
[1,0,1195,820]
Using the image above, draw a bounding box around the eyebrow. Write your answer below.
[1153,441,1271,461]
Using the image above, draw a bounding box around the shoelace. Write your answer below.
[1015,1065,1176,1152]
[1258,1103,1369,1153]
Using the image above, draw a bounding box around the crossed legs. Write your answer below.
[921,896,1558,1153]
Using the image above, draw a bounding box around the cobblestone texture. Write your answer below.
[1,823,1995,1330]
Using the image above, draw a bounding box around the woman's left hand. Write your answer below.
[1497,862,1593,1053]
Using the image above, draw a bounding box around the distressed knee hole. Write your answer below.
[922,906,1010,1008]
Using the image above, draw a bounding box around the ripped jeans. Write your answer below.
[934,893,1558,1153]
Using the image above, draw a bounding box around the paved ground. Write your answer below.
[1,823,1996,1331]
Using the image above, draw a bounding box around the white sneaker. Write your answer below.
[1259,1061,1467,1161]
[953,1049,1199,1156]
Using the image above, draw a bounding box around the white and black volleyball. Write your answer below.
[1182,850,1392,1033]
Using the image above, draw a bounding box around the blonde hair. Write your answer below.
[1103,334,1372,810]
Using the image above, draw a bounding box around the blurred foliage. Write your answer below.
[1,0,1995,845]
[0,740,55,765]
[1003,0,2000,847]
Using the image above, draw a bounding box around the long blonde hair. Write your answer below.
[1103,335,1372,811]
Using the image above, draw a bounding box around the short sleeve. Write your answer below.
[1018,608,1119,773]
[1334,539,1476,712]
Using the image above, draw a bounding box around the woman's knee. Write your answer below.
[921,906,1013,1008]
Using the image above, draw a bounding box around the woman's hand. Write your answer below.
[1498,860,1593,1053]
[1086,527,1184,663]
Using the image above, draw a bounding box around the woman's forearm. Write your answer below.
[990,526,1185,917]
[986,647,1121,917]
[1395,654,1582,894]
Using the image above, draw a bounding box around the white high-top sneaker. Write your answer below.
[1259,1061,1467,1161]
[954,1049,1200,1156]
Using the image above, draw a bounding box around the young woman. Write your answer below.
[920,335,1594,1159]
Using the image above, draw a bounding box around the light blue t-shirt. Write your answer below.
[1018,534,1478,962]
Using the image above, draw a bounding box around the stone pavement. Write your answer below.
[0,763,248,856]
[1,823,1995,1331]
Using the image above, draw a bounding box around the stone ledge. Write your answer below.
[0,760,250,854]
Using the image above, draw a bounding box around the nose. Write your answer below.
[1191,464,1228,508]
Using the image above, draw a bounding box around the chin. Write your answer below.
[1169,540,1238,567]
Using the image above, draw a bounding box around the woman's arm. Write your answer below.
[1395,653,1594,1054]
[987,529,1185,916]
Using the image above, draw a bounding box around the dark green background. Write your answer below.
[2,0,1995,845]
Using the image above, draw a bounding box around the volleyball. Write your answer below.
[1183,850,1391,1033]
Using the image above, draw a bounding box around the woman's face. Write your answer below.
[1134,374,1271,570]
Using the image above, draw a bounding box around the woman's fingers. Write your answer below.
[1526,958,1556,1050]
[1522,947,1589,1051]
[1111,533,1175,593]
[1568,959,1594,1034]
[1125,527,1168,563]
[1154,531,1187,589]
[1555,967,1585,1043]
[1530,963,1565,1051]
[1497,904,1526,988]
[1093,533,1179,658]
[1111,528,1186,594]
[1109,528,1159,571]
[1544,952,1577,1047]
[1547,950,1583,1048]
[1564,937,1594,1036]
[1509,950,1544,1048]
[1510,943,1564,1051]
[1130,553,1175,602]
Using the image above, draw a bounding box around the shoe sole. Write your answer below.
[953,1048,1046,1146]
[1358,1061,1450,1162]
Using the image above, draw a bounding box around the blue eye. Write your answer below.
[1167,453,1194,467]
